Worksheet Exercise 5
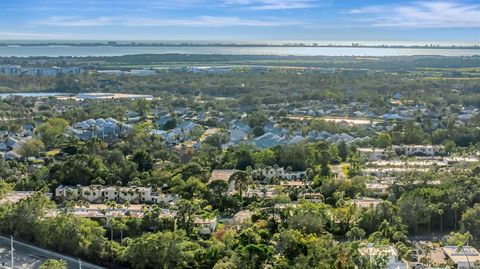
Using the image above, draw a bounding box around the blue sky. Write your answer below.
[0,0,479,43]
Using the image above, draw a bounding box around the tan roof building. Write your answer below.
[209,169,236,182]
[354,197,383,208]
[209,169,237,192]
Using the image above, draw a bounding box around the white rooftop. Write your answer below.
[443,246,480,264]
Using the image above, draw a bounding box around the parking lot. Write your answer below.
[411,240,448,268]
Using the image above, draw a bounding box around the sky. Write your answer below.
[0,0,479,43]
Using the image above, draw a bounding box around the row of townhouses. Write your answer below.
[69,117,132,140]
[55,185,178,204]
[253,167,307,180]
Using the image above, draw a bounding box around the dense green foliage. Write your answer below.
[0,55,479,268]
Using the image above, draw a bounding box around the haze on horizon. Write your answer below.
[0,0,479,44]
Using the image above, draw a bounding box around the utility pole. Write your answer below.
[10,235,14,269]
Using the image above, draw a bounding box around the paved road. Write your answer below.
[0,236,105,269]
[0,244,43,269]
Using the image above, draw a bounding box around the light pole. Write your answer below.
[10,236,14,269]
[79,258,82,269]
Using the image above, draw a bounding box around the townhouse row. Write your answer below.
[55,185,178,204]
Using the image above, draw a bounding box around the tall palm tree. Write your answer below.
[437,206,445,233]
[123,201,131,211]
[229,170,252,202]
[111,218,128,242]
[455,233,473,269]
[91,124,98,139]
[451,202,460,231]
[105,200,119,240]
[428,204,437,233]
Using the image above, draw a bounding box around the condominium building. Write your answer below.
[253,167,307,180]
[55,185,178,204]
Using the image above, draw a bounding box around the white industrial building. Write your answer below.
[0,65,83,76]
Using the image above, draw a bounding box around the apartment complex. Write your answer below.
[253,167,307,180]
[55,185,178,204]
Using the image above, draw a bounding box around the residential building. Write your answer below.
[366,182,389,195]
[300,192,324,202]
[194,216,218,235]
[354,197,384,208]
[47,204,175,219]
[229,128,248,144]
[253,167,307,180]
[357,148,388,161]
[398,145,445,156]
[209,169,236,192]
[359,244,408,269]
[0,191,36,205]
[221,210,252,226]
[4,151,21,160]
[280,181,307,188]
[443,246,480,269]
[70,117,132,140]
[55,185,178,204]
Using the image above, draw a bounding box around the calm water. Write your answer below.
[0,45,479,57]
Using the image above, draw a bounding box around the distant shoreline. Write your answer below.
[1,42,479,50]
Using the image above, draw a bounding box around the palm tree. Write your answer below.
[347,227,365,241]
[451,202,460,231]
[91,124,98,139]
[123,201,131,211]
[111,218,128,242]
[437,202,445,233]
[455,233,474,269]
[229,170,252,201]
[105,200,119,240]
[59,135,82,154]
[422,244,433,267]
[76,200,90,212]
[62,200,76,214]
[305,168,314,180]
[428,204,437,233]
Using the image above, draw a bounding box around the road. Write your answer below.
[0,236,105,269]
